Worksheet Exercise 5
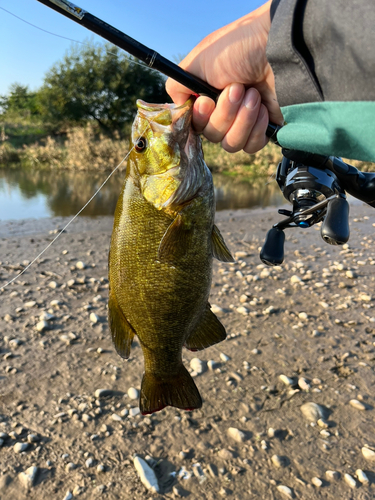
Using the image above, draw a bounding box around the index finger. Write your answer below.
[166,77,196,106]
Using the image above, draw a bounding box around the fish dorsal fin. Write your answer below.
[108,292,136,359]
[185,303,227,351]
[212,225,235,262]
[157,214,193,263]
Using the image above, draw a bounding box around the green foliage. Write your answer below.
[0,83,40,119]
[37,41,170,135]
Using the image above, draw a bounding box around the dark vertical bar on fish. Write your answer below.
[36,0,282,142]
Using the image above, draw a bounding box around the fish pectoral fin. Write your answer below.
[157,213,193,262]
[185,303,227,351]
[108,294,135,359]
[140,364,202,415]
[211,224,235,262]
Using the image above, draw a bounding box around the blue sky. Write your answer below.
[0,0,264,96]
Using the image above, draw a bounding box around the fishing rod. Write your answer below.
[35,0,375,266]
[35,0,284,141]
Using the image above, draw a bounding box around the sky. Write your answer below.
[0,0,265,96]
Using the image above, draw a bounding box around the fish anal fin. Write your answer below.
[140,364,202,415]
[212,224,234,262]
[157,214,192,263]
[108,294,135,359]
[185,304,226,351]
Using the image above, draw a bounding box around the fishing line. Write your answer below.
[0,6,157,73]
[0,121,152,289]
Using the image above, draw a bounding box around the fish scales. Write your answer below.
[108,98,233,414]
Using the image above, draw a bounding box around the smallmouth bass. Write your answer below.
[108,98,233,415]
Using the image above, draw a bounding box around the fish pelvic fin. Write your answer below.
[185,303,227,351]
[212,224,235,262]
[140,365,202,415]
[108,293,136,359]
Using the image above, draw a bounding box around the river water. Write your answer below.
[0,168,285,221]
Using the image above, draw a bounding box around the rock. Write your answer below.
[218,448,235,460]
[349,399,367,410]
[298,378,311,391]
[129,407,140,417]
[300,402,327,422]
[326,470,340,481]
[317,418,329,429]
[36,320,48,332]
[220,353,230,363]
[85,457,95,468]
[277,485,294,498]
[67,279,75,287]
[76,261,86,269]
[362,446,375,460]
[62,489,73,499]
[344,473,356,489]
[90,313,100,324]
[298,312,308,320]
[14,442,29,453]
[48,281,58,289]
[18,466,38,489]
[9,338,22,348]
[236,306,249,315]
[25,300,37,308]
[311,477,323,488]
[97,464,105,473]
[65,463,76,472]
[211,304,224,314]
[133,455,159,493]
[279,374,295,386]
[346,270,357,279]
[111,414,122,422]
[290,275,302,284]
[271,455,287,468]
[128,387,139,400]
[27,434,40,443]
[356,469,369,485]
[94,389,114,399]
[227,427,246,443]
[190,358,206,374]
[207,360,220,371]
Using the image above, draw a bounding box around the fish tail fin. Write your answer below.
[140,365,202,415]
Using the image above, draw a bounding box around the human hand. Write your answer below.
[166,1,283,154]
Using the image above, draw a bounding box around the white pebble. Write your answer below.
[76,261,86,269]
[298,377,311,391]
[356,469,369,485]
[90,313,99,324]
[207,360,220,371]
[220,353,230,362]
[211,304,223,314]
[111,414,122,422]
[14,442,29,453]
[18,466,38,489]
[362,446,375,460]
[298,312,308,320]
[227,427,246,443]
[290,275,302,284]
[190,358,206,374]
[344,473,356,489]
[62,492,73,500]
[326,470,340,481]
[129,407,140,417]
[276,485,293,498]
[133,455,159,493]
[279,374,294,386]
[36,320,48,332]
[311,477,322,488]
[300,402,326,422]
[349,399,367,410]
[236,306,249,315]
[128,387,139,400]
[48,281,58,289]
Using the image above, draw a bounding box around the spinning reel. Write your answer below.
[260,149,375,266]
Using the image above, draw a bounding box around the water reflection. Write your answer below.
[0,168,285,220]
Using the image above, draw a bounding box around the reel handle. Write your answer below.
[321,196,350,245]
[260,227,285,266]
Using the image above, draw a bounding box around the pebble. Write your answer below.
[76,261,86,269]
[279,374,295,386]
[356,469,369,485]
[128,387,139,400]
[39,311,54,321]
[317,419,330,429]
[133,455,159,493]
[48,281,58,289]
[67,279,75,287]
[298,377,311,391]
[218,448,235,460]
[50,299,61,307]
[85,457,95,468]
[362,446,375,460]
[349,399,367,410]
[346,270,357,279]
[65,462,76,472]
[190,358,206,374]
[18,466,38,489]
[236,306,249,315]
[298,312,308,320]
[326,470,340,481]
[94,389,113,398]
[27,434,40,443]
[129,407,140,417]
[271,454,286,468]
[311,477,323,488]
[276,485,293,498]
[36,320,48,332]
[211,304,224,314]
[14,442,29,453]
[227,427,246,443]
[290,275,303,284]
[300,402,327,422]
[97,464,105,473]
[90,313,100,324]
[220,353,230,362]
[25,300,37,308]
[207,360,220,371]
[111,414,122,422]
[344,473,357,489]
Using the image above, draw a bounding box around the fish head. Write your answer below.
[129,98,207,210]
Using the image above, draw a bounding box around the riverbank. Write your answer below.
[0,203,375,499]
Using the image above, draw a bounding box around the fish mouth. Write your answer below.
[136,98,194,131]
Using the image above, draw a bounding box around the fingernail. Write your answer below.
[228,84,243,104]
[244,88,259,110]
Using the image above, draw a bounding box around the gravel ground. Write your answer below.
[0,202,375,500]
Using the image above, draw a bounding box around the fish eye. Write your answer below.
[135,137,147,153]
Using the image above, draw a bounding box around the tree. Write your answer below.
[0,83,40,119]
[37,41,169,135]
